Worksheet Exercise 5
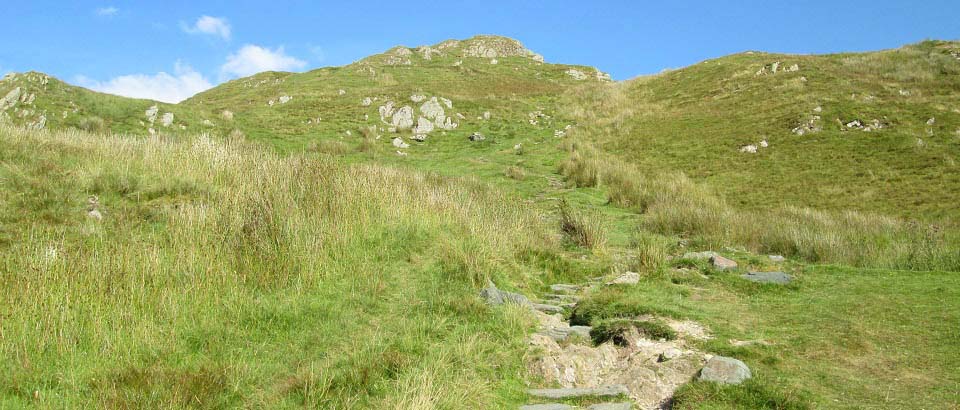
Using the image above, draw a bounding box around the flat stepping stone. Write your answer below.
[532,303,565,314]
[520,404,573,410]
[549,284,581,294]
[528,385,629,399]
[588,403,632,410]
[540,326,592,342]
[741,271,792,284]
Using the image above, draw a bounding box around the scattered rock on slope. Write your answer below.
[709,255,738,270]
[699,356,751,385]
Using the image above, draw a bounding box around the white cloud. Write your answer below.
[182,16,231,40]
[77,62,213,103]
[96,6,118,17]
[220,45,306,79]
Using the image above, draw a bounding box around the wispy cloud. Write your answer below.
[96,6,118,17]
[77,61,213,103]
[182,16,231,40]
[220,45,306,79]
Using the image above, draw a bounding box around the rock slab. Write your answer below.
[520,404,573,410]
[742,271,792,285]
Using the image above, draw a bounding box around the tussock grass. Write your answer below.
[558,140,960,271]
[558,199,607,251]
[0,124,557,408]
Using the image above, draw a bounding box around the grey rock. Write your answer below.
[532,303,565,314]
[479,281,530,306]
[469,132,486,142]
[588,403,632,410]
[520,404,573,410]
[768,255,786,263]
[540,326,592,342]
[742,271,792,285]
[549,284,581,294]
[528,385,629,399]
[699,356,751,385]
[710,255,738,270]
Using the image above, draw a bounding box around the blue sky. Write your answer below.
[2,1,957,103]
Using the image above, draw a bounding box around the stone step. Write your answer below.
[539,325,592,342]
[528,385,629,400]
[532,303,565,314]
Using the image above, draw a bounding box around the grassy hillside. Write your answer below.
[2,36,960,409]
[0,123,611,408]
[567,40,960,221]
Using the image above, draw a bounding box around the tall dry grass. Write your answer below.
[0,124,550,408]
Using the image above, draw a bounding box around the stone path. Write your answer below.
[519,278,712,410]
[482,258,754,409]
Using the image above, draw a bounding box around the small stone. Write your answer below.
[768,255,785,263]
[469,132,486,142]
[710,255,738,270]
[927,118,936,126]
[391,137,409,149]
[741,271,792,285]
[699,356,751,385]
[659,347,683,362]
[606,272,640,285]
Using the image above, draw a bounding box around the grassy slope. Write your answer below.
[0,124,613,408]
[597,40,960,221]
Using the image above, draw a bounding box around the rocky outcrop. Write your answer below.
[160,112,174,127]
[566,69,589,80]
[0,87,22,111]
[144,105,159,124]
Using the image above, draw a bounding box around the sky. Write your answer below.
[2,1,957,103]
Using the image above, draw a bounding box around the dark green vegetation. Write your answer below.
[2,36,959,408]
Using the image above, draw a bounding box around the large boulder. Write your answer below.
[699,356,751,385]
[392,106,414,129]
